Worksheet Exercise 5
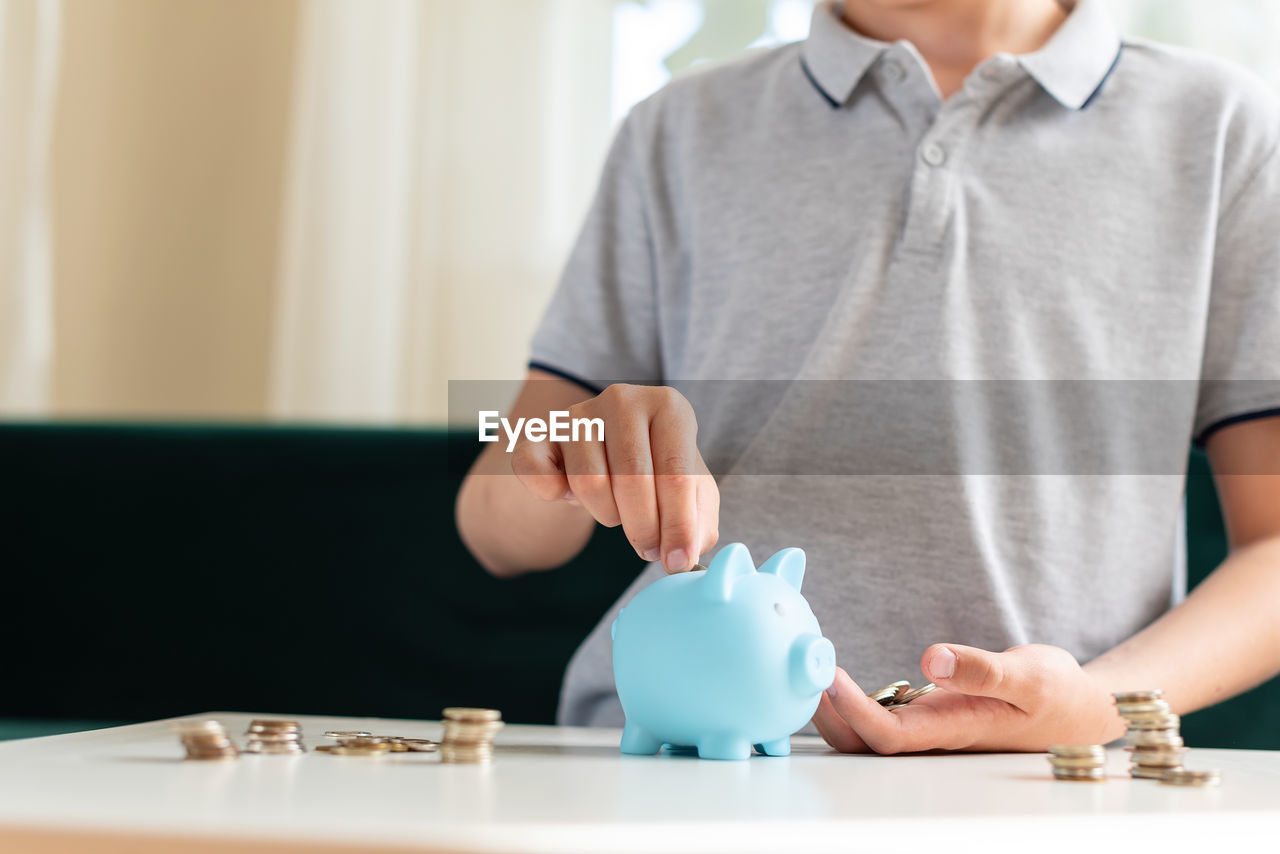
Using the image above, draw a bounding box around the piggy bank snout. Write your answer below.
[789,633,836,696]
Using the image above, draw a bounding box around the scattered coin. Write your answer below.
[328,740,392,757]
[1131,765,1176,780]
[394,737,439,753]
[1160,768,1221,787]
[319,733,439,756]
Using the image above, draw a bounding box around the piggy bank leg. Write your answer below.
[755,737,791,757]
[696,735,752,761]
[620,720,663,755]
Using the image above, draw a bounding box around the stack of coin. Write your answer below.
[175,720,239,760]
[1047,744,1106,782]
[439,707,504,763]
[243,719,306,755]
[1113,690,1186,779]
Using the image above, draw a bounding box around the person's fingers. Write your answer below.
[823,667,1003,754]
[921,644,1038,709]
[821,667,926,754]
[694,468,720,558]
[650,395,700,572]
[603,410,661,563]
[561,436,620,528]
[812,689,871,753]
[510,438,571,502]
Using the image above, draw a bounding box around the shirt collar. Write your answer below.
[801,1,889,108]
[800,0,1122,111]
[1018,0,1123,110]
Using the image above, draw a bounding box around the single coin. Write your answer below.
[1130,765,1177,779]
[329,742,391,756]
[248,719,300,730]
[867,681,911,703]
[1160,769,1221,787]
[325,730,372,739]
[1048,744,1105,757]
[173,719,227,733]
[1047,757,1107,770]
[442,707,502,722]
[1115,701,1171,716]
[1112,690,1163,703]
[1052,768,1106,782]
[243,744,305,754]
[1127,750,1188,767]
[1124,714,1180,730]
[442,721,505,740]
[185,751,239,761]
[393,738,439,752]
[896,683,938,704]
[1126,731,1184,747]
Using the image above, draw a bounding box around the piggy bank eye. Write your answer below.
[773,602,786,616]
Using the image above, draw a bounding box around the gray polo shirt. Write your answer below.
[530,0,1280,727]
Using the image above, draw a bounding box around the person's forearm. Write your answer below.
[456,446,596,577]
[1084,534,1280,728]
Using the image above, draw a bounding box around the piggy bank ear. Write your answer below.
[701,543,756,603]
[759,548,806,592]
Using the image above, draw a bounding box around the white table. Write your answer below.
[1,712,1277,853]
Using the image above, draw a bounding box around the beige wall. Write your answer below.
[52,0,299,418]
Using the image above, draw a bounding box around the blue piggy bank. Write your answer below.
[611,543,836,760]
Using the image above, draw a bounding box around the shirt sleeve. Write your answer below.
[528,111,662,392]
[1194,131,1280,445]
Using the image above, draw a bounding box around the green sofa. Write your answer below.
[0,423,1275,748]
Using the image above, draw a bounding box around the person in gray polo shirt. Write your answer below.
[457,0,1280,753]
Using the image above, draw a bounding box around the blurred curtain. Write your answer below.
[0,0,59,415]
[272,0,614,423]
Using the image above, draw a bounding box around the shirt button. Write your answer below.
[921,143,947,167]
[881,59,906,82]
[980,64,1001,81]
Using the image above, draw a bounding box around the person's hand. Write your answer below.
[813,643,1127,753]
[510,383,719,573]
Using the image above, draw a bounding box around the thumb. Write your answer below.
[510,439,571,502]
[922,644,1031,708]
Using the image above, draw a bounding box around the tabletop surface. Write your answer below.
[2,712,1278,853]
